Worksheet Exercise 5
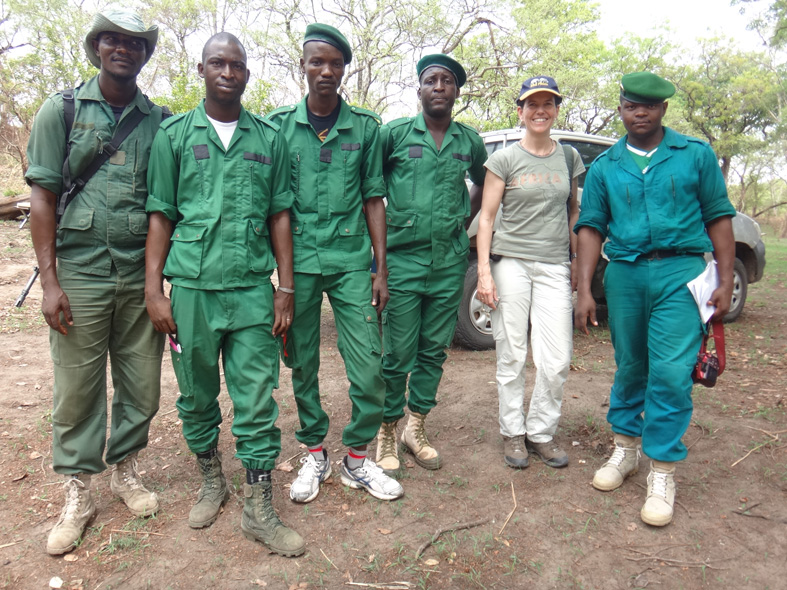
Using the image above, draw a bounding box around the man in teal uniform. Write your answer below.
[145,33,304,557]
[266,23,403,503]
[26,9,165,556]
[574,72,735,527]
[375,55,486,475]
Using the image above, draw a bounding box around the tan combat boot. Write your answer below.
[241,480,305,557]
[47,474,96,555]
[641,460,676,527]
[189,450,229,528]
[375,420,400,476]
[592,434,641,491]
[401,411,441,470]
[110,452,159,516]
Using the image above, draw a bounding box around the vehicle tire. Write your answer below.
[723,258,748,323]
[453,259,495,350]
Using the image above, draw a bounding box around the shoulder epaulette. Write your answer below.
[159,111,187,129]
[454,120,480,135]
[267,104,297,120]
[348,105,382,125]
[385,117,413,129]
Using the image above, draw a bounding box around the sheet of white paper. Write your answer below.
[687,260,718,323]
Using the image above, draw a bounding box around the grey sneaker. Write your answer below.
[289,452,332,503]
[526,437,569,468]
[110,453,159,516]
[339,457,404,501]
[503,435,529,469]
[47,474,96,555]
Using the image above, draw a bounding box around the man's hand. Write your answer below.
[708,284,732,321]
[41,283,73,335]
[146,292,177,334]
[372,272,389,313]
[273,290,294,336]
[574,291,598,335]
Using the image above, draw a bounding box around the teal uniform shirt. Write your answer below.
[381,114,486,269]
[25,75,168,276]
[575,127,735,258]
[146,101,293,290]
[266,96,385,274]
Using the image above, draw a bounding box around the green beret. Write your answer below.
[304,23,352,64]
[620,71,675,104]
[416,54,467,88]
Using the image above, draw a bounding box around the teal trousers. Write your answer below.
[51,265,163,475]
[604,255,706,462]
[381,254,467,422]
[170,284,281,471]
[285,270,384,448]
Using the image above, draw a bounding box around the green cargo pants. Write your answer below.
[382,254,467,422]
[51,265,164,475]
[285,270,384,448]
[170,284,281,471]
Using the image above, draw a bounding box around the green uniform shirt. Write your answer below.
[266,97,385,275]
[146,101,293,290]
[25,75,167,276]
[382,114,486,268]
[575,127,736,261]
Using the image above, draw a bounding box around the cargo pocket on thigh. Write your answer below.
[381,308,393,357]
[362,305,382,355]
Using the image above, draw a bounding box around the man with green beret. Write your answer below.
[25,8,166,555]
[574,71,735,527]
[374,54,486,476]
[266,23,404,503]
[145,33,305,557]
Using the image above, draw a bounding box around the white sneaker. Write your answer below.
[641,461,676,527]
[592,435,640,491]
[289,453,332,503]
[339,457,404,501]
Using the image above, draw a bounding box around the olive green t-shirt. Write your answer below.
[485,141,584,264]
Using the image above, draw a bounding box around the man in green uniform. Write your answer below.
[145,33,304,557]
[574,72,735,527]
[266,23,403,503]
[26,9,165,556]
[375,55,486,475]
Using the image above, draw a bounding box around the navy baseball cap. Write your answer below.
[517,76,562,105]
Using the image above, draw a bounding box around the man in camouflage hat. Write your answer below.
[266,23,404,504]
[26,7,166,555]
[574,71,735,527]
[374,54,486,476]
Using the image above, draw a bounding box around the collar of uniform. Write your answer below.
[413,112,460,152]
[295,95,352,129]
[75,75,150,115]
[193,100,251,129]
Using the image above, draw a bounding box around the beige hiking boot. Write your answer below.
[592,434,640,491]
[401,411,441,470]
[47,474,96,555]
[189,450,229,528]
[641,461,676,527]
[110,452,159,517]
[375,420,400,476]
[241,481,305,557]
[503,435,529,469]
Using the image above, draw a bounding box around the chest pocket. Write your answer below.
[332,142,362,214]
[245,152,272,214]
[192,145,210,203]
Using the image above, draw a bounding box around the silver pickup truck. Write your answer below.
[455,129,766,350]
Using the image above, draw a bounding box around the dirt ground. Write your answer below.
[0,219,785,590]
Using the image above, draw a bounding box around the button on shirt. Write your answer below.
[146,102,293,290]
[382,115,486,269]
[25,75,167,276]
[266,97,385,275]
[575,127,735,261]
